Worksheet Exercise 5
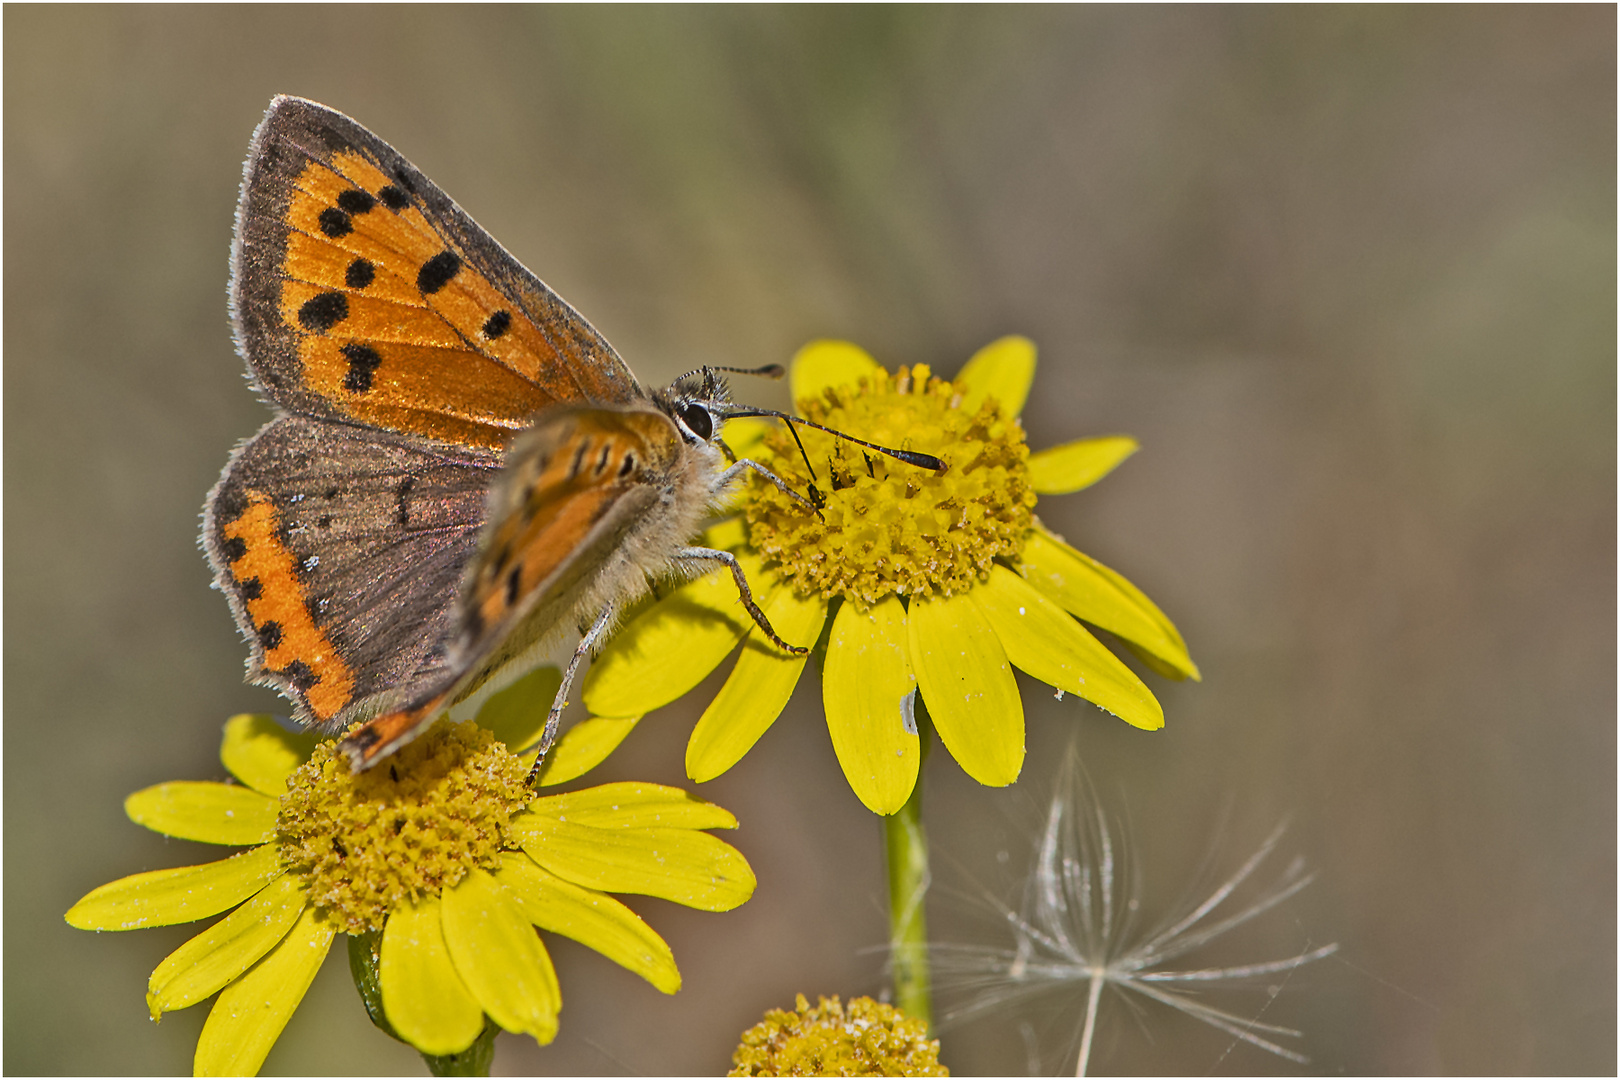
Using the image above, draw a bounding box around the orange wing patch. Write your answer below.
[317,152,588,396]
[221,494,356,721]
[270,148,631,451]
[275,157,550,449]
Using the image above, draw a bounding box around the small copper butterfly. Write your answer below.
[203,97,934,777]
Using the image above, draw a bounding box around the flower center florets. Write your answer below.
[730,994,946,1077]
[744,364,1035,608]
[277,720,530,933]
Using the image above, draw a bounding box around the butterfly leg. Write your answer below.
[717,459,823,514]
[678,546,810,656]
[525,604,617,786]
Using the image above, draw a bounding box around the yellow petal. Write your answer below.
[974,565,1164,731]
[791,339,885,403]
[65,845,282,931]
[380,894,486,1057]
[529,781,738,830]
[721,416,774,460]
[956,336,1036,417]
[1022,527,1199,680]
[686,589,827,782]
[906,591,1024,787]
[193,904,334,1077]
[147,874,307,1018]
[496,852,680,994]
[823,596,921,815]
[219,714,318,797]
[441,868,560,1046]
[1028,436,1139,495]
[582,554,774,717]
[510,817,755,912]
[471,665,561,754]
[533,715,642,787]
[124,782,278,846]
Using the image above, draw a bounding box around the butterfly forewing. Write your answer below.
[233,96,642,453]
[205,416,493,729]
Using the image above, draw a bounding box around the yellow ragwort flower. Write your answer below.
[730,993,947,1077]
[578,337,1199,814]
[65,673,755,1076]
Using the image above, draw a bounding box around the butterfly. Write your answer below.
[204,96,865,777]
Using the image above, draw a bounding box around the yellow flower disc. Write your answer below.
[745,364,1036,608]
[277,720,530,933]
[730,993,947,1077]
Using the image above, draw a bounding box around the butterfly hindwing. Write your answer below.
[205,415,496,730]
[232,96,643,453]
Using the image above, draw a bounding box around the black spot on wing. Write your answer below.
[283,660,321,691]
[240,577,262,601]
[259,621,283,650]
[222,536,248,562]
[318,207,352,238]
[341,343,383,393]
[417,251,461,295]
[345,258,375,289]
[481,310,511,339]
[506,565,523,607]
[377,185,409,211]
[337,189,376,215]
[298,292,348,333]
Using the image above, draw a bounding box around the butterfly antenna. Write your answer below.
[672,363,786,383]
[722,407,944,473]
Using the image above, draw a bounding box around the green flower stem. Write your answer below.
[884,700,933,1029]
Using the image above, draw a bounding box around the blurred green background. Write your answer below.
[6,6,1613,1075]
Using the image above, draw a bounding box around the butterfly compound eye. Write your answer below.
[678,401,715,443]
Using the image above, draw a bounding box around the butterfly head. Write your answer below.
[655,365,758,446]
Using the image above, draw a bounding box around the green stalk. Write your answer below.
[884,700,933,1028]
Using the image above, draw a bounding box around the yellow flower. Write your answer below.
[65,678,755,1077]
[731,993,947,1077]
[580,338,1199,815]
